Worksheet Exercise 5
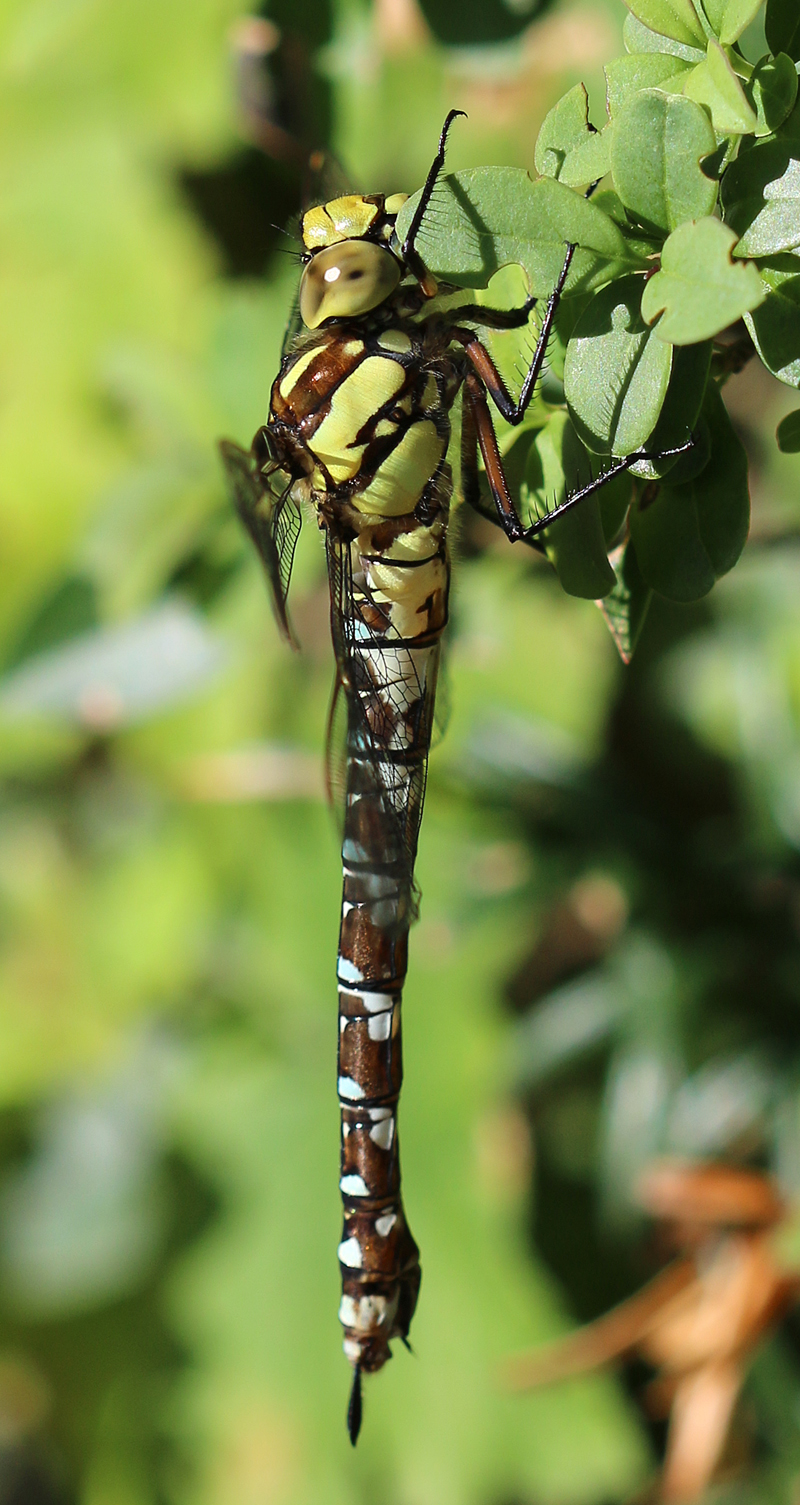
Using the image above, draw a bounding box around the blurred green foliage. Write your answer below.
[1,0,800,1501]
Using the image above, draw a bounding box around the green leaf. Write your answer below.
[683,37,759,135]
[605,53,694,117]
[630,381,749,600]
[777,408,800,449]
[766,0,800,61]
[535,84,592,179]
[745,262,800,386]
[641,218,764,342]
[611,89,718,233]
[631,339,713,476]
[597,539,654,661]
[564,274,674,456]
[747,53,799,137]
[521,413,617,599]
[394,168,634,299]
[721,136,800,255]
[624,0,708,47]
[623,11,707,60]
[702,0,764,44]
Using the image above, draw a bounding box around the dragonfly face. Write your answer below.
[219,109,693,1444]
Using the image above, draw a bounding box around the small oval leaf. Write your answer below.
[611,89,718,233]
[565,274,674,456]
[777,408,800,451]
[641,218,764,344]
[630,382,749,601]
[521,413,617,599]
[747,53,799,138]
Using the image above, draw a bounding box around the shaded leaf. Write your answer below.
[776,408,800,450]
[394,169,635,298]
[683,38,759,135]
[641,218,764,343]
[630,381,749,600]
[745,262,800,386]
[766,0,800,62]
[747,53,799,138]
[521,413,617,599]
[611,88,718,232]
[564,274,674,456]
[721,134,800,256]
[630,338,713,477]
[597,538,654,662]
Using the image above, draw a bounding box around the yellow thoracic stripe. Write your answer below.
[278,345,320,401]
[309,356,406,483]
[355,421,445,517]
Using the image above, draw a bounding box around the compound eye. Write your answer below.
[299,240,401,329]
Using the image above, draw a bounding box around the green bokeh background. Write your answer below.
[1,0,800,1501]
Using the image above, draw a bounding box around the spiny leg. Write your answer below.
[452,241,576,426]
[463,371,694,545]
[402,107,467,292]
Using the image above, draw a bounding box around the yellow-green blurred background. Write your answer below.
[2,0,800,1500]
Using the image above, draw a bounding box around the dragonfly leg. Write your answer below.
[453,242,575,424]
[463,372,694,544]
[402,108,467,292]
[445,297,538,330]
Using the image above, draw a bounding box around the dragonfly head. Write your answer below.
[298,192,409,329]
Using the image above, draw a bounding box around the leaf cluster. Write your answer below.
[397,0,800,657]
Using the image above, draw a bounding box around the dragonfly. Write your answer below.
[219,110,690,1443]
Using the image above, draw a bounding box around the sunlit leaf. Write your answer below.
[683,37,759,135]
[394,168,637,298]
[641,218,764,343]
[611,88,718,232]
[605,52,694,117]
[624,0,708,47]
[702,0,764,44]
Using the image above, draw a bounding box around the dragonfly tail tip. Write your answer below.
[347,1365,363,1446]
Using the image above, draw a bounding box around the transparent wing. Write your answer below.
[325,532,439,912]
[219,438,301,645]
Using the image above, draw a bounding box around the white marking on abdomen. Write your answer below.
[367,1012,393,1041]
[375,1212,397,1238]
[369,1116,395,1149]
[338,1076,365,1101]
[340,1174,369,1197]
[337,957,364,984]
[338,1237,363,1268]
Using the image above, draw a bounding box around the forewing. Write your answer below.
[219,439,300,645]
